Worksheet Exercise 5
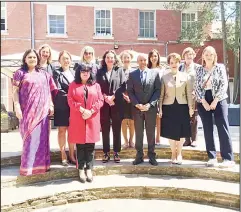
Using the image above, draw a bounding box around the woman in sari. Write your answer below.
[12,49,57,176]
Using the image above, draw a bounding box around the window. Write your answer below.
[181,13,197,39]
[47,5,66,36]
[139,11,155,38]
[95,9,112,36]
[1,74,8,110]
[1,2,6,31]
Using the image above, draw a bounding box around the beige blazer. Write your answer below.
[159,70,193,114]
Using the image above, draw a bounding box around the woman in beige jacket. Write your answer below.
[159,53,193,164]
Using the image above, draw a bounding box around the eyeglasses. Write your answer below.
[84,52,93,55]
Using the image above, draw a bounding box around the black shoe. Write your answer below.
[114,152,120,163]
[183,138,191,146]
[132,158,144,165]
[102,153,110,163]
[149,158,158,166]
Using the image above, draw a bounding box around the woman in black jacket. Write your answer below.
[96,50,126,163]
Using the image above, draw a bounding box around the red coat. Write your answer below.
[67,82,104,144]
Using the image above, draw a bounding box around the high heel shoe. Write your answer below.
[177,155,182,165]
[86,169,93,182]
[62,159,69,166]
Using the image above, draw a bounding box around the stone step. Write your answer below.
[1,175,239,211]
[1,159,239,188]
[34,199,239,212]
[1,147,240,167]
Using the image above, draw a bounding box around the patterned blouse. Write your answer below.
[194,63,228,102]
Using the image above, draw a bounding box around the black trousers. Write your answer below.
[132,107,156,160]
[76,143,95,170]
[100,103,122,153]
[197,90,234,161]
[185,109,198,143]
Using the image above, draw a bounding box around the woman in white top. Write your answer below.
[147,49,165,146]
[195,46,234,168]
[53,51,76,166]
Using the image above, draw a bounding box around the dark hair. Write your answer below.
[100,50,121,70]
[147,49,160,69]
[74,63,96,85]
[21,49,40,71]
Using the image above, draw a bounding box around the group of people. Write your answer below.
[12,44,235,183]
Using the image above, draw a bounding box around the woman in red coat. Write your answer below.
[67,63,104,183]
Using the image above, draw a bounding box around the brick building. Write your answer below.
[1,2,236,111]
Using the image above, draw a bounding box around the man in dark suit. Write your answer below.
[127,54,161,166]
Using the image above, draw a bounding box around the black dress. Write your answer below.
[53,68,75,127]
[122,68,133,120]
[161,98,191,141]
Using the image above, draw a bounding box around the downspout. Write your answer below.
[165,41,169,57]
[30,2,35,49]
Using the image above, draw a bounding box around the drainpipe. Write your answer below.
[165,41,169,57]
[30,2,35,49]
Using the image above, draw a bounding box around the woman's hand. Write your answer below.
[49,105,54,116]
[82,109,92,120]
[201,99,211,111]
[15,103,23,120]
[210,98,218,110]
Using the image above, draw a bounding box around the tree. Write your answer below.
[164,1,240,104]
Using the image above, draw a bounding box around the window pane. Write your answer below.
[101,10,105,18]
[191,13,195,21]
[150,12,154,20]
[50,28,56,33]
[96,10,100,18]
[106,27,111,35]
[106,10,110,18]
[96,27,100,33]
[150,29,154,38]
[96,19,100,27]
[101,19,105,27]
[57,27,64,34]
[145,20,149,28]
[150,20,154,30]
[1,2,5,7]
[140,12,144,20]
[57,15,64,21]
[145,29,149,37]
[182,13,186,22]
[140,28,144,37]
[145,12,149,21]
[187,14,190,21]
[1,18,5,24]
[106,19,110,27]
[140,19,144,28]
[1,10,5,19]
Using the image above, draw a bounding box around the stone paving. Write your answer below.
[1,126,240,158]
[1,175,239,206]
[35,199,238,212]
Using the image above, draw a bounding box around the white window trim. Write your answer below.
[1,2,8,34]
[1,73,9,111]
[46,5,67,37]
[138,10,156,40]
[93,8,113,39]
[181,11,198,41]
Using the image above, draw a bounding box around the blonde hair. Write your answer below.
[38,44,52,64]
[58,50,72,62]
[182,47,196,59]
[167,53,181,64]
[119,50,134,62]
[80,46,96,63]
[202,46,217,66]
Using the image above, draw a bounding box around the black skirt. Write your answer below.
[161,98,191,140]
[123,101,133,119]
[54,108,70,127]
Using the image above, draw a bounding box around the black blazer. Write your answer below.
[53,67,75,111]
[127,68,161,109]
[96,66,126,103]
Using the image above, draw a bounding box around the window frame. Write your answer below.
[46,5,67,38]
[138,10,157,40]
[181,12,198,40]
[1,73,9,110]
[1,2,7,33]
[93,8,113,39]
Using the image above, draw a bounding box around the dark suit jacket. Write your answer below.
[96,66,126,102]
[127,68,161,111]
[53,67,75,111]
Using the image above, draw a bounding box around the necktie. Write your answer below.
[140,71,146,85]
